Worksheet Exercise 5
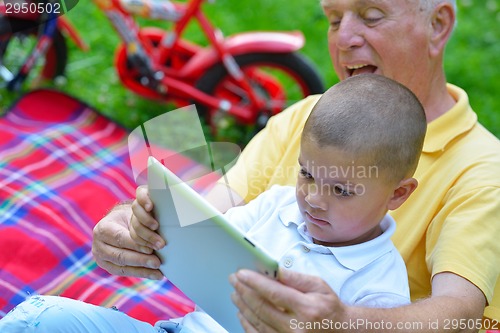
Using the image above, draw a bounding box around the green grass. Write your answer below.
[0,0,498,138]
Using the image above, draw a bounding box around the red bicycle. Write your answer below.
[0,0,325,144]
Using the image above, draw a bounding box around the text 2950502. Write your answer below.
[5,2,61,15]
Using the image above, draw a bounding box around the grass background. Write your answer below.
[1,0,498,138]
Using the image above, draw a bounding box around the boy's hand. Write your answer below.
[129,185,166,251]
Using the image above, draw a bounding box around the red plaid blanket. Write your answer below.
[0,89,205,324]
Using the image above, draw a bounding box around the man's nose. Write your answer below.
[335,15,365,51]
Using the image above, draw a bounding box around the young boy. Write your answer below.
[0,74,427,333]
[142,74,427,332]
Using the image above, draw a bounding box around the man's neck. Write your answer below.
[422,75,457,123]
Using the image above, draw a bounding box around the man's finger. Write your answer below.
[278,267,333,294]
[232,289,284,333]
[129,215,165,250]
[97,259,164,280]
[93,220,151,253]
[103,244,159,267]
[136,185,153,212]
[237,312,274,333]
[131,198,159,231]
[231,270,307,311]
[230,271,298,327]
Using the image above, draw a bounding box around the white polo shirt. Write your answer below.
[226,185,410,307]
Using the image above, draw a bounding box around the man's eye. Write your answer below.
[364,17,382,25]
[329,19,341,30]
[326,13,342,30]
[363,8,384,25]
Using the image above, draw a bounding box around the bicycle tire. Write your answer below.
[195,52,325,145]
[0,16,67,90]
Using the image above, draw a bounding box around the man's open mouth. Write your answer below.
[346,64,378,77]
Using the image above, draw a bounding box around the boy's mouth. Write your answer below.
[305,211,330,227]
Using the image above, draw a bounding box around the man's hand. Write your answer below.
[230,269,346,332]
[92,191,164,280]
[92,182,243,281]
[129,185,166,250]
[230,269,486,333]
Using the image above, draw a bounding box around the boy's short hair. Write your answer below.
[302,74,427,183]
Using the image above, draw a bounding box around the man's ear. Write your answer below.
[387,178,418,211]
[429,3,455,57]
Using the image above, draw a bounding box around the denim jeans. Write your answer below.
[0,295,192,333]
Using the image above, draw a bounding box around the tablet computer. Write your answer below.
[147,156,279,332]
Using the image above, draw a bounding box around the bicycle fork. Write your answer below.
[102,5,166,93]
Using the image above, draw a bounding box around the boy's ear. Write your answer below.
[387,178,418,211]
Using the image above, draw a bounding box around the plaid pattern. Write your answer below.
[0,89,199,324]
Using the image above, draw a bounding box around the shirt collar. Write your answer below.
[278,201,303,227]
[278,203,398,271]
[423,84,477,153]
[324,216,397,271]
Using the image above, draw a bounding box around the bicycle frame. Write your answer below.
[5,10,58,90]
[0,0,87,89]
[96,0,306,123]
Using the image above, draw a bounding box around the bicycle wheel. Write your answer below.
[195,52,325,146]
[0,16,67,91]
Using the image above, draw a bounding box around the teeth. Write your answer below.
[347,64,368,69]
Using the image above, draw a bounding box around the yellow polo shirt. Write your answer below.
[223,84,500,319]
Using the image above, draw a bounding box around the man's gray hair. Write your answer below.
[419,0,457,13]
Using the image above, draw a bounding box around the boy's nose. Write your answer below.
[305,185,327,210]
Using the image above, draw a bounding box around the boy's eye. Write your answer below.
[333,185,353,197]
[299,168,313,179]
